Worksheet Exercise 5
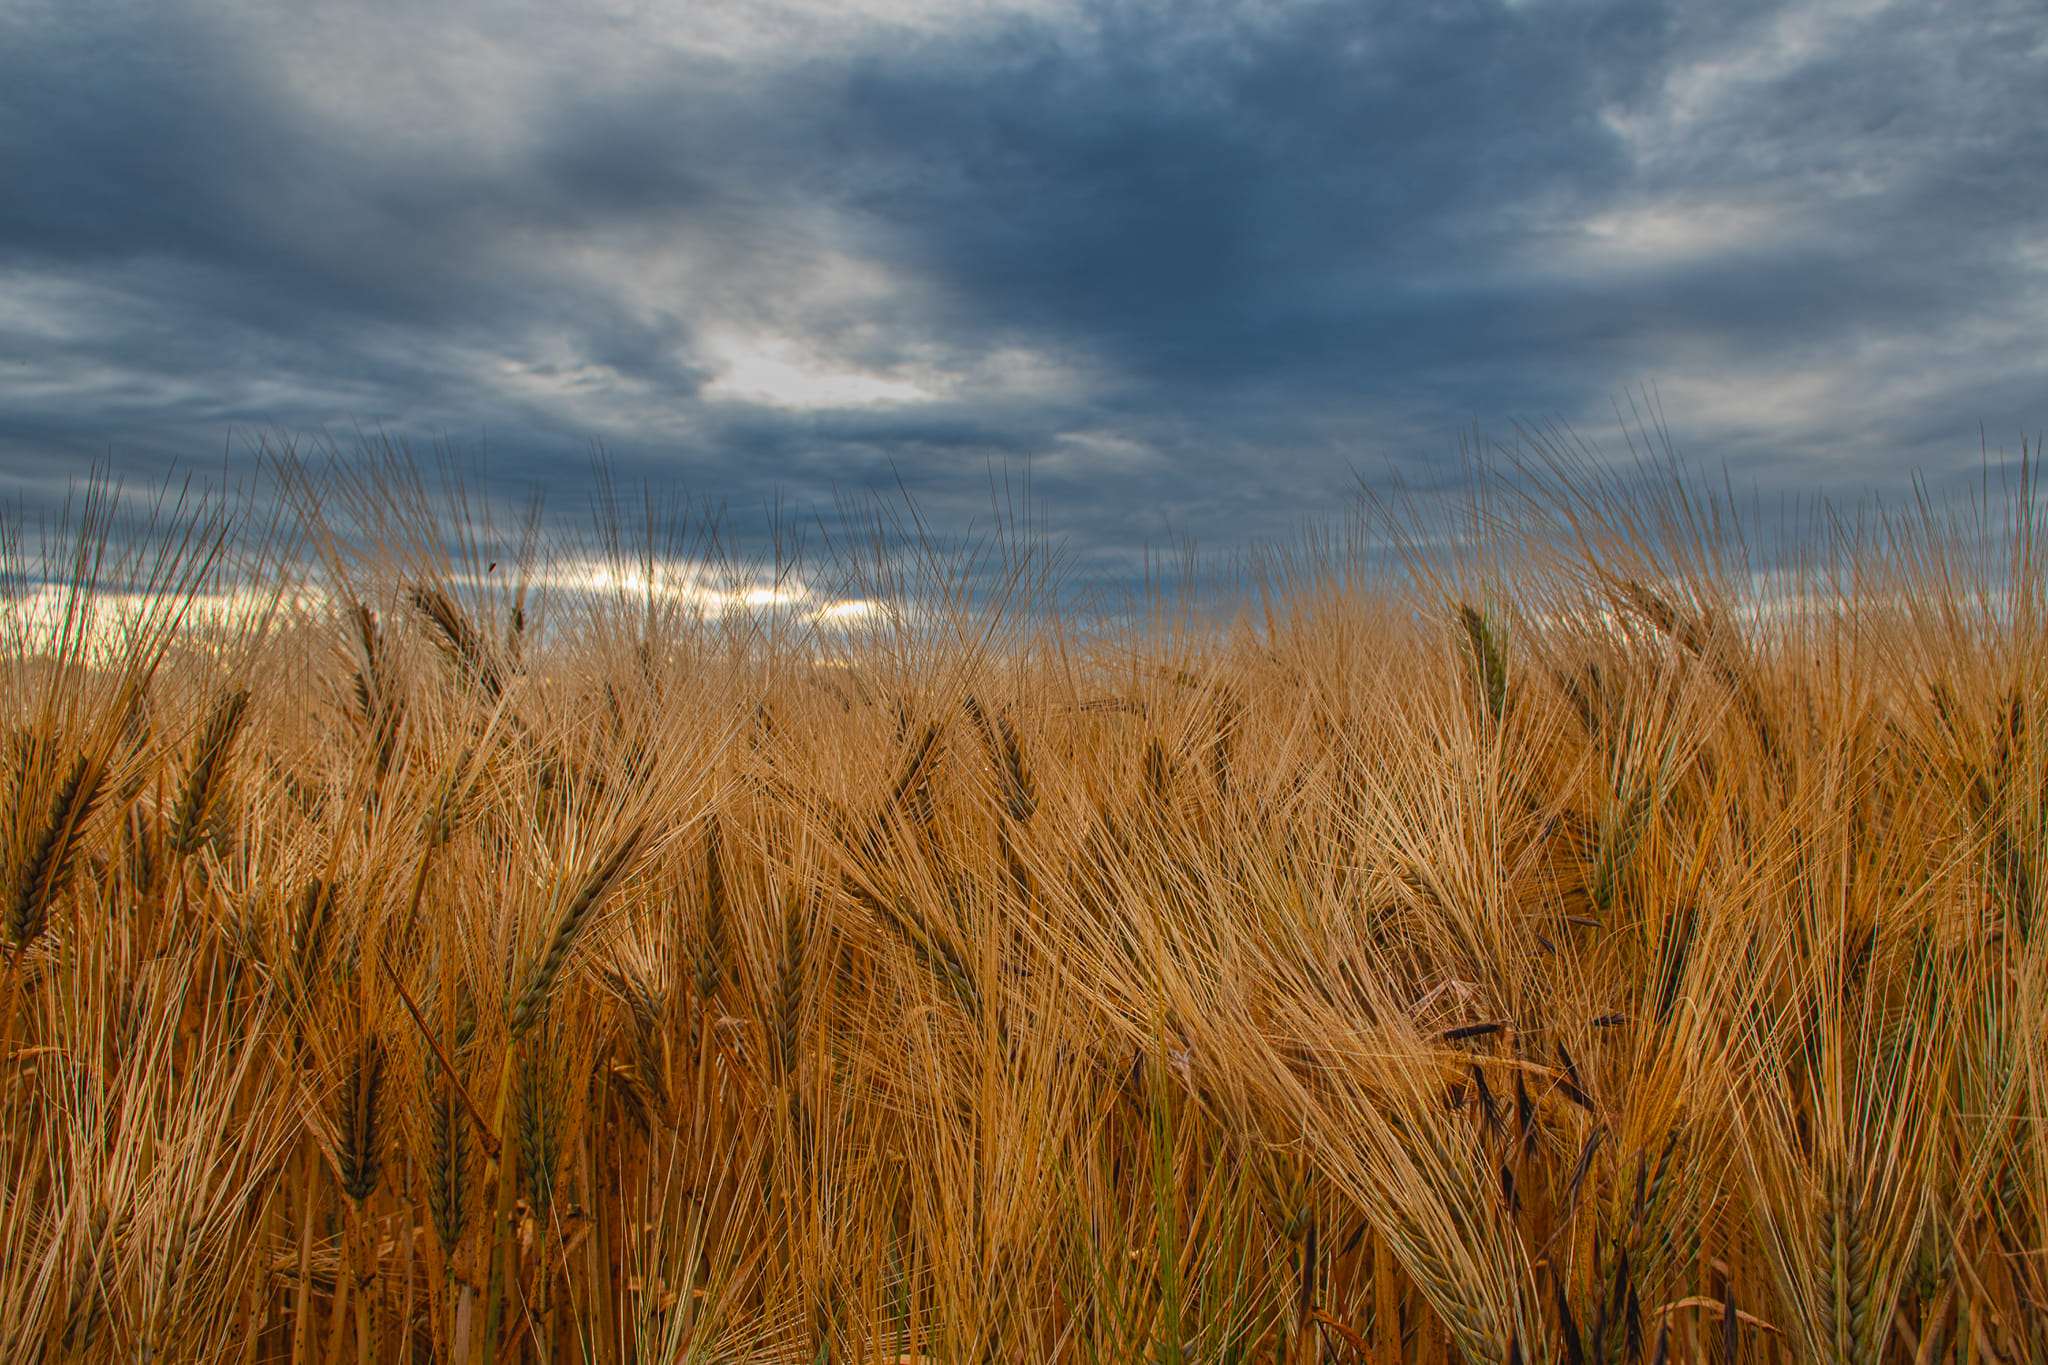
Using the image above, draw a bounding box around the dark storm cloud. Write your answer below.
[1,0,2042,573]
[830,4,1635,376]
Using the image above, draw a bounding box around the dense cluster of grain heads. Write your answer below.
[2,456,2046,1362]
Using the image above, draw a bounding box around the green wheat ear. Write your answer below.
[516,1025,565,1218]
[338,1034,387,1204]
[1457,603,1508,724]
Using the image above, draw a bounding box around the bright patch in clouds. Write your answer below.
[1573,200,1789,269]
[815,597,885,625]
[3,585,323,663]
[1048,429,1161,474]
[700,329,1087,411]
[703,332,939,409]
[546,559,883,625]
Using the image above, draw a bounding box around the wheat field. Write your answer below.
[2,451,2045,1364]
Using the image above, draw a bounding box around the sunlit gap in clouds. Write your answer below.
[1,558,895,664]
[538,559,888,623]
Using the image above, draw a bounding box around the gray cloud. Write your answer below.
[1,0,2042,578]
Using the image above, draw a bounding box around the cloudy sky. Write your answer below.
[2,0,2043,581]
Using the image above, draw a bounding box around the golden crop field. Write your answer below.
[3,453,2044,1363]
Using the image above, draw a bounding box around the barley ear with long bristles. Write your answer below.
[886,718,944,839]
[338,1033,388,1204]
[508,825,646,1038]
[423,1051,472,1255]
[602,946,671,1117]
[7,752,106,952]
[408,582,504,698]
[293,875,335,982]
[407,968,480,1365]
[1614,577,1778,763]
[516,1025,565,1220]
[349,601,402,787]
[770,893,807,1083]
[168,687,250,858]
[695,815,729,1006]
[965,694,1036,823]
[1457,602,1510,724]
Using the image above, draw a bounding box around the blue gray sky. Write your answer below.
[2,0,2043,578]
